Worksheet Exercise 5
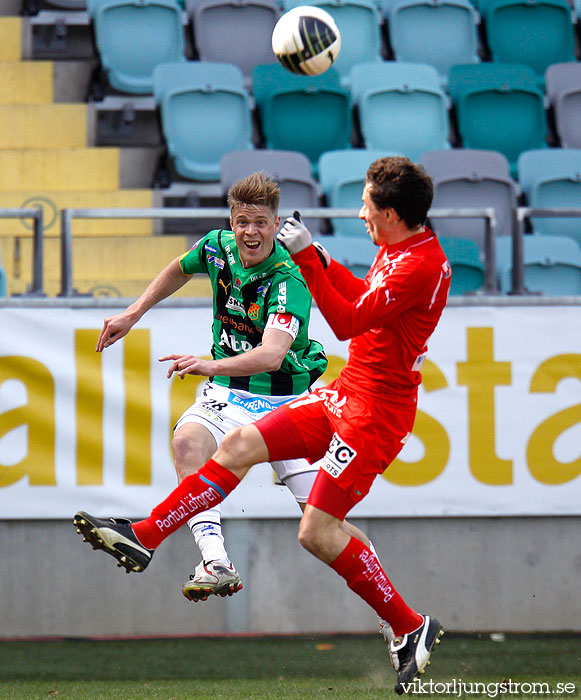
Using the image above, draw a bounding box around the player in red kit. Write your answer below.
[74,157,451,694]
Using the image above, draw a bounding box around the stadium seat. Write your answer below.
[350,62,450,161]
[318,148,402,236]
[545,62,581,149]
[46,0,87,7]
[484,0,575,83]
[517,148,581,246]
[153,61,253,181]
[448,63,547,177]
[220,150,321,232]
[420,149,517,247]
[496,234,581,294]
[187,0,279,80]
[319,234,379,278]
[252,63,351,171]
[387,0,480,86]
[438,236,485,294]
[280,0,383,81]
[87,0,186,94]
[0,255,6,297]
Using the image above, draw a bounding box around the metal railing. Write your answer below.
[511,208,581,295]
[59,206,497,297]
[0,208,45,296]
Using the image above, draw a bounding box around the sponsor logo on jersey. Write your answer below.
[219,329,254,352]
[275,261,292,269]
[226,296,245,314]
[190,239,203,250]
[277,281,287,312]
[234,277,242,290]
[266,312,300,339]
[248,302,260,320]
[224,243,236,266]
[250,272,269,282]
[229,393,278,415]
[411,350,427,372]
[218,312,257,336]
[320,433,357,479]
[257,281,272,297]
[207,255,225,269]
[218,280,231,294]
[204,244,218,254]
[442,260,452,278]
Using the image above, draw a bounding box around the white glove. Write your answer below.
[312,241,331,269]
[277,211,313,255]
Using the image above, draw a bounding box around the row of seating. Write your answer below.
[80,0,580,89]
[147,60,580,181]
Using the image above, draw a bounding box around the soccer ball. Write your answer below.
[271,5,341,76]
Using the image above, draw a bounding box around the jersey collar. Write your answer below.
[383,227,435,255]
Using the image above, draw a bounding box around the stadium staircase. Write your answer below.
[0,11,209,298]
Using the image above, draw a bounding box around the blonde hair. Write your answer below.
[227,171,280,217]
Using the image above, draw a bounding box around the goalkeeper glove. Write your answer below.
[277,211,331,268]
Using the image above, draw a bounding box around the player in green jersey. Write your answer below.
[95,171,377,604]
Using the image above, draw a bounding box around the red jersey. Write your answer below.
[292,229,451,404]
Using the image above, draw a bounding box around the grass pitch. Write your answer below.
[0,634,579,700]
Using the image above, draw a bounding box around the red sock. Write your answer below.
[132,459,240,549]
[330,537,423,637]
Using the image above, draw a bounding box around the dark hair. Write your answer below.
[227,171,280,217]
[365,156,433,229]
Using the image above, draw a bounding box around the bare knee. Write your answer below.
[215,424,269,480]
[172,433,209,481]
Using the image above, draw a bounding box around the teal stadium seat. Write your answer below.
[187,0,279,80]
[252,64,351,172]
[438,236,485,294]
[388,0,480,86]
[496,234,581,294]
[88,0,186,94]
[350,62,450,161]
[420,149,517,248]
[484,0,575,83]
[545,63,581,149]
[153,61,253,181]
[220,150,321,233]
[518,148,581,247]
[0,256,6,297]
[318,148,403,236]
[280,0,383,82]
[320,235,379,278]
[448,63,547,177]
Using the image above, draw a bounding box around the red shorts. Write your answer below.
[254,379,416,519]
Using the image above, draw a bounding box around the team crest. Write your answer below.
[248,302,260,320]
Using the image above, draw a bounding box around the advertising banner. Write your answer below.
[0,304,579,518]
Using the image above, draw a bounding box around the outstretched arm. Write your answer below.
[96,257,190,351]
[160,327,294,378]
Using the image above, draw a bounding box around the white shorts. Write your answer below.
[174,381,318,503]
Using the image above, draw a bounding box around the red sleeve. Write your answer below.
[292,245,429,341]
[325,258,367,301]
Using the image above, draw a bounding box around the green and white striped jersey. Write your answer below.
[179,229,327,396]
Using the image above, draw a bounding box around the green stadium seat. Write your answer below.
[518,148,581,247]
[252,63,351,172]
[88,0,186,94]
[448,63,547,177]
[439,236,485,294]
[153,61,253,181]
[484,0,575,84]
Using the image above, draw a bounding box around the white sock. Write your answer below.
[369,539,395,642]
[188,505,229,564]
